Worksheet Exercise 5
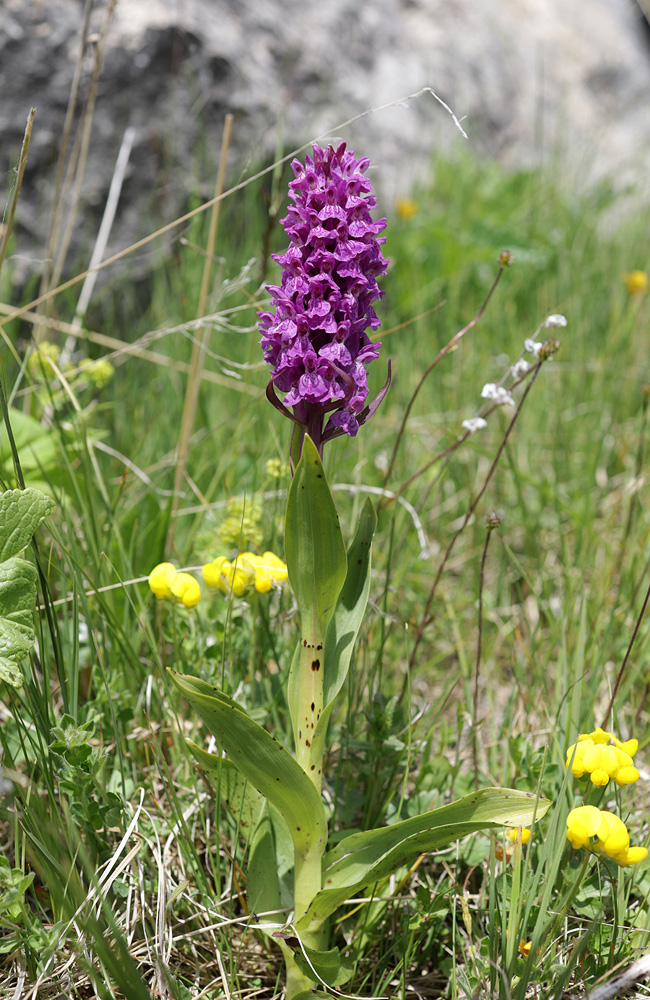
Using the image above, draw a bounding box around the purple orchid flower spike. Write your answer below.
[258,142,389,458]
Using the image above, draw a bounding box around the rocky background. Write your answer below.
[2,0,650,289]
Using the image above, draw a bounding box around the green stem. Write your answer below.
[292,636,327,932]
[289,625,329,995]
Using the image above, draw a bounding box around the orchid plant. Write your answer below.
[170,143,550,998]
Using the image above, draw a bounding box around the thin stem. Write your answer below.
[409,362,541,671]
[473,521,498,789]
[602,571,650,730]
[614,391,648,588]
[0,109,35,282]
[382,259,509,489]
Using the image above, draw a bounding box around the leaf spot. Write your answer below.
[311,659,320,671]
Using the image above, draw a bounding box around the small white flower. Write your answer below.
[510,359,531,379]
[481,383,514,406]
[462,417,488,433]
[544,313,567,328]
[524,338,543,359]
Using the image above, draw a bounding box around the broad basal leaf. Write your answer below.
[170,671,327,861]
[297,787,550,929]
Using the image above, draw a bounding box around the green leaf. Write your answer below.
[186,744,264,846]
[187,742,295,885]
[311,499,376,760]
[291,944,354,987]
[297,788,551,929]
[170,671,327,861]
[0,488,55,562]
[285,435,347,643]
[0,410,59,477]
[0,557,38,688]
[0,656,22,688]
[247,802,283,920]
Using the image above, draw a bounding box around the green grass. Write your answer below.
[1,141,650,999]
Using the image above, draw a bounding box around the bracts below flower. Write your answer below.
[259,142,390,457]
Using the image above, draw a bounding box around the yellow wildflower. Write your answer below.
[396,197,418,220]
[623,270,649,295]
[202,557,228,590]
[506,826,531,844]
[170,572,201,608]
[149,562,178,600]
[246,552,289,593]
[202,551,288,596]
[149,563,201,607]
[566,727,639,787]
[518,940,532,958]
[566,806,647,867]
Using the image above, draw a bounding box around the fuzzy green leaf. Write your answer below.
[297,788,550,929]
[170,671,327,860]
[0,488,55,562]
[0,557,38,688]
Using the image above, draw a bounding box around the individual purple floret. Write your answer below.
[259,142,390,453]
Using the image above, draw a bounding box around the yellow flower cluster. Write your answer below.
[566,806,647,867]
[623,270,649,295]
[566,727,639,787]
[148,563,201,608]
[202,552,288,596]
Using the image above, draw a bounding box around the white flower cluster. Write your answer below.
[524,338,543,359]
[510,359,531,379]
[461,314,566,436]
[462,417,488,434]
[481,383,514,407]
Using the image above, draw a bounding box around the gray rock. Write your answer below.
[2,0,650,289]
